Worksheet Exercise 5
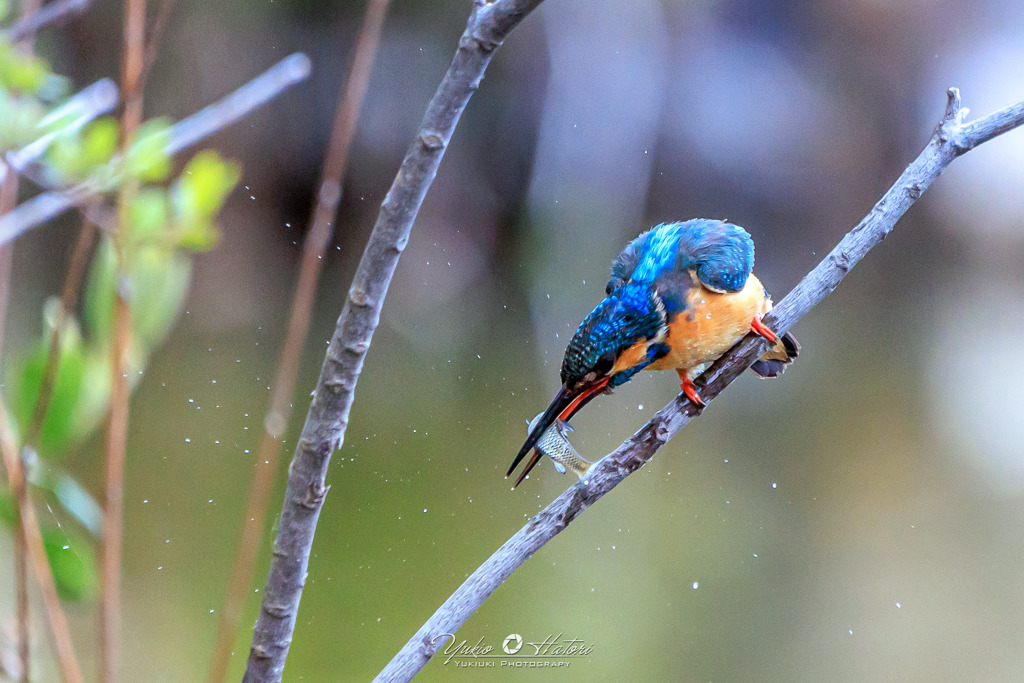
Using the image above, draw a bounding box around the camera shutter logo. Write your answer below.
[502,633,523,655]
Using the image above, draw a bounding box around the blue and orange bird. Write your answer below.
[508,219,799,487]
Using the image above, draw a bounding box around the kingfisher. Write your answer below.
[508,219,798,487]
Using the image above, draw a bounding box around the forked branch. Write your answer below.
[373,88,1024,682]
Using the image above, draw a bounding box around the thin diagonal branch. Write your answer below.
[3,78,121,185]
[243,1,544,680]
[0,395,85,683]
[0,53,312,246]
[206,1,390,680]
[4,0,92,43]
[373,88,1024,681]
[24,217,96,447]
[4,5,54,679]
[0,161,27,683]
[139,0,176,91]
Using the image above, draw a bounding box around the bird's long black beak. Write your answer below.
[507,377,610,485]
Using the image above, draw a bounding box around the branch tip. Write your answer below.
[374,86,1024,682]
[945,87,961,120]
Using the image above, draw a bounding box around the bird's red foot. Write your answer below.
[750,315,778,344]
[680,374,706,407]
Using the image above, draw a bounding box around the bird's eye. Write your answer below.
[593,352,616,376]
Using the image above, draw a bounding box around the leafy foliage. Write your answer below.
[0,30,240,602]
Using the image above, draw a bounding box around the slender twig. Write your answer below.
[0,53,312,246]
[206,2,389,681]
[0,395,85,683]
[4,0,92,43]
[119,0,145,138]
[99,1,146,678]
[243,1,544,680]
[373,89,1024,681]
[24,219,97,447]
[3,78,121,186]
[99,294,130,683]
[13,515,28,683]
[0,164,26,683]
[0,165,16,414]
[164,52,311,155]
[139,0,176,91]
[5,5,47,679]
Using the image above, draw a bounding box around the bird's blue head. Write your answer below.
[561,283,667,389]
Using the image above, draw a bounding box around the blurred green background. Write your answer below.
[4,0,1024,680]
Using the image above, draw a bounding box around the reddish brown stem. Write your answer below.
[25,219,97,447]
[0,397,84,683]
[140,0,176,91]
[120,0,146,140]
[206,2,390,681]
[0,162,24,682]
[100,294,131,683]
[99,1,147,679]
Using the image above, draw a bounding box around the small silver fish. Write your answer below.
[526,412,593,481]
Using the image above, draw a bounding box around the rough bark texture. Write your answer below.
[373,88,1024,682]
[242,2,544,681]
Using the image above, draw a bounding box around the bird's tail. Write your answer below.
[750,331,799,378]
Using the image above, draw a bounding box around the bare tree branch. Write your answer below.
[373,88,1024,682]
[3,78,121,185]
[139,0,177,91]
[4,0,92,43]
[242,1,545,680]
[99,0,149,675]
[2,4,72,678]
[0,395,85,683]
[206,1,390,680]
[0,52,312,246]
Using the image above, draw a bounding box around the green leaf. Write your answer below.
[52,473,104,537]
[84,237,192,354]
[24,465,104,538]
[127,187,170,240]
[176,217,219,252]
[80,116,119,168]
[83,238,118,347]
[174,150,241,218]
[0,90,46,150]
[125,118,172,182]
[0,41,50,93]
[44,117,121,185]
[0,491,14,527]
[170,151,239,252]
[72,349,111,444]
[10,321,86,458]
[129,245,191,349]
[42,529,97,602]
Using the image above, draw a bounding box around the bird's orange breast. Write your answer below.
[646,274,772,373]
